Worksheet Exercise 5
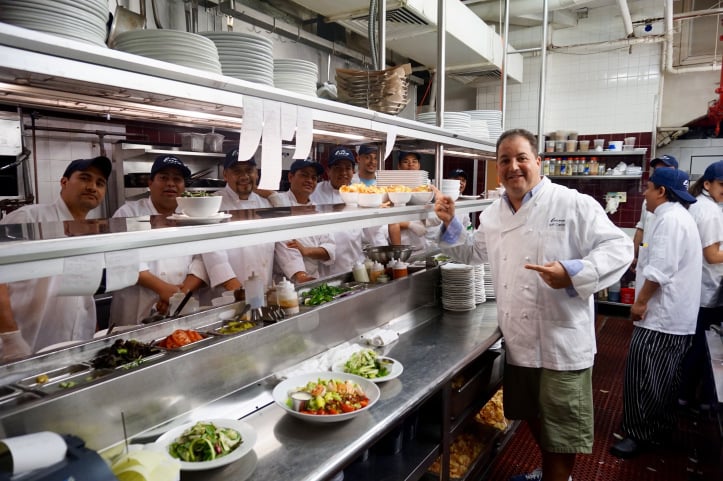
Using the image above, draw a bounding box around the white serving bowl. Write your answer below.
[176,196,222,217]
[441,179,461,189]
[339,190,358,205]
[357,193,383,208]
[409,191,434,205]
[387,191,411,206]
[442,189,460,201]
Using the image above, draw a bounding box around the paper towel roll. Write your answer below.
[0,432,67,474]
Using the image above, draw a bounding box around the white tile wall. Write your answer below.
[478,1,664,135]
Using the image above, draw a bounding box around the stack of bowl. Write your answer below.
[440,179,460,201]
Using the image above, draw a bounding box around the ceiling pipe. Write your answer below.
[664,0,719,74]
[468,0,594,19]
[617,0,633,37]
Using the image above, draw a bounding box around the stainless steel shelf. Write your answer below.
[548,175,642,180]
[541,150,646,157]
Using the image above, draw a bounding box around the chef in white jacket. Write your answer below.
[433,129,633,481]
[273,159,335,281]
[110,155,208,324]
[201,150,274,293]
[0,156,112,356]
[310,147,388,276]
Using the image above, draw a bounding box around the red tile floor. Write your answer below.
[481,315,722,481]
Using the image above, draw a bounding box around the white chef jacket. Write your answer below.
[310,181,388,276]
[636,202,702,334]
[439,177,634,370]
[273,190,335,279]
[688,193,723,307]
[110,198,208,325]
[0,198,100,352]
[202,188,275,289]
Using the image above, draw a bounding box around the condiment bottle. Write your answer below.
[363,257,374,277]
[266,282,278,307]
[385,258,396,277]
[393,260,408,279]
[244,271,265,309]
[370,261,385,283]
[353,261,370,283]
[276,277,299,315]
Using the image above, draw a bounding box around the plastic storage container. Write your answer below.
[180,132,205,152]
[276,277,299,315]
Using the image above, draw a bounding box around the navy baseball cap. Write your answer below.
[63,156,111,180]
[398,151,421,161]
[702,160,723,181]
[450,168,468,180]
[289,158,324,175]
[358,144,378,155]
[224,149,257,169]
[328,147,356,167]
[650,168,696,203]
[651,154,678,169]
[150,155,191,178]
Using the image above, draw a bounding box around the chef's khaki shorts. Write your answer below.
[503,364,593,454]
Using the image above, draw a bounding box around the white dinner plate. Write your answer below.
[167,213,231,224]
[155,418,257,471]
[332,356,404,383]
[458,195,481,200]
[272,371,380,423]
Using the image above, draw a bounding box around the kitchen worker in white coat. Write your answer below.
[310,146,387,276]
[274,159,335,282]
[110,155,208,324]
[611,168,702,458]
[433,129,633,481]
[0,156,112,356]
[201,150,275,293]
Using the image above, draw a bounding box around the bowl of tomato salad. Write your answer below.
[272,372,380,422]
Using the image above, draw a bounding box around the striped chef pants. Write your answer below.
[621,326,692,443]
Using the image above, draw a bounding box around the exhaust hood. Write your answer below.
[291,0,523,84]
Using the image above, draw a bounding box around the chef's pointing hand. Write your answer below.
[431,185,455,226]
[524,261,572,289]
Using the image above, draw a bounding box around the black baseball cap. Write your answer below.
[289,158,324,175]
[398,151,421,161]
[150,155,191,178]
[62,156,112,180]
[358,144,378,155]
[224,149,257,169]
[650,154,678,169]
[450,168,468,180]
[328,147,356,167]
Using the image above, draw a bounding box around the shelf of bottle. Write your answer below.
[547,175,642,180]
[541,150,645,157]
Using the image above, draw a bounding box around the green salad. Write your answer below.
[168,422,242,462]
[300,283,350,306]
[343,349,390,379]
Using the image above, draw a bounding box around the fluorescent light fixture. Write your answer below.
[445,149,485,158]
[311,128,366,141]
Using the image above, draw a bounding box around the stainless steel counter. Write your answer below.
[160,303,501,481]
[706,330,723,406]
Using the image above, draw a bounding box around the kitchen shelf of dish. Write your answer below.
[0,23,496,159]
[548,175,642,180]
[540,150,646,157]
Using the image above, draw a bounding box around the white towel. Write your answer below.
[362,328,399,347]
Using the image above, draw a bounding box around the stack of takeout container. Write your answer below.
[336,64,412,115]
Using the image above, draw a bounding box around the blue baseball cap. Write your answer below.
[450,168,468,180]
[398,151,421,161]
[651,154,678,169]
[63,156,111,180]
[358,144,378,155]
[150,155,191,178]
[702,160,723,181]
[328,147,356,167]
[224,149,257,169]
[289,158,324,175]
[650,168,696,203]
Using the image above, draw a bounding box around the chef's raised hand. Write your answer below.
[431,185,455,225]
[524,261,572,289]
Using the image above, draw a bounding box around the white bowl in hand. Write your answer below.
[176,195,222,217]
[387,191,411,206]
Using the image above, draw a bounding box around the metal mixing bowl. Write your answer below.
[364,245,414,263]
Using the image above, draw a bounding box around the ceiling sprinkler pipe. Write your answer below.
[469,0,593,19]
[617,0,633,37]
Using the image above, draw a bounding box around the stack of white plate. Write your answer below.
[440,263,476,311]
[473,264,486,304]
[200,32,273,86]
[0,0,109,47]
[482,262,495,300]
[112,30,222,75]
[274,59,318,96]
[417,112,472,137]
[464,110,503,142]
[376,170,429,188]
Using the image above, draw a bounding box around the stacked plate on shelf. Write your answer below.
[482,262,495,300]
[111,30,223,75]
[464,110,503,142]
[336,65,411,115]
[473,264,486,304]
[376,170,429,188]
[417,112,472,137]
[0,0,109,47]
[440,263,476,312]
[274,59,318,96]
[200,32,274,86]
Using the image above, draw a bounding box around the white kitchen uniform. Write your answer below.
[0,198,100,352]
[110,198,208,325]
[688,193,723,307]
[311,181,388,276]
[439,177,634,370]
[202,189,275,290]
[636,202,703,333]
[273,190,335,279]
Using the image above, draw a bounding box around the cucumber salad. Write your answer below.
[343,349,390,379]
[168,422,242,462]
